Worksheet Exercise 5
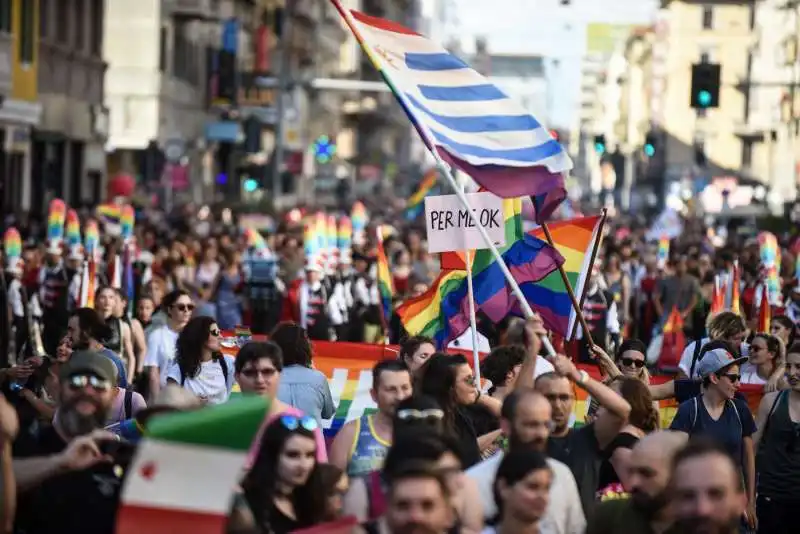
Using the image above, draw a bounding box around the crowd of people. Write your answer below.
[0,202,798,534]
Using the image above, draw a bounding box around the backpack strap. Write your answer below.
[124,389,134,420]
[760,391,786,442]
[689,339,704,378]
[691,396,699,431]
[217,355,229,385]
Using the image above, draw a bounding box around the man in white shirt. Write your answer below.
[466,388,585,533]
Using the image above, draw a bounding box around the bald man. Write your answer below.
[467,388,586,533]
[588,431,687,534]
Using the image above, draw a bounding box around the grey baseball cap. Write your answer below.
[696,347,748,378]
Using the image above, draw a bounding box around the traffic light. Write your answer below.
[690,63,721,109]
[594,134,606,154]
[643,132,657,157]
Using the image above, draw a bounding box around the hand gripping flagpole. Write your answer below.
[330,0,557,357]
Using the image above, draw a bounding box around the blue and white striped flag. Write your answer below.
[338,6,572,222]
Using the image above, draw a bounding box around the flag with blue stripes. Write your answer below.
[345,9,572,222]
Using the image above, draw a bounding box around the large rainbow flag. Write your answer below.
[219,332,767,435]
[441,215,603,339]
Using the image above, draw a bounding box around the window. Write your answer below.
[56,0,69,42]
[159,26,168,73]
[742,140,753,167]
[0,0,12,32]
[39,0,49,39]
[90,0,104,55]
[702,5,713,30]
[74,0,85,52]
[20,0,35,64]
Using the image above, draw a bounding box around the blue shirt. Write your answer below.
[276,365,335,426]
[670,396,757,464]
[100,348,129,389]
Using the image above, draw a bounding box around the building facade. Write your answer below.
[0,0,42,215]
[34,0,108,215]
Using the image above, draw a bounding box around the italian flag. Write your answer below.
[116,396,269,534]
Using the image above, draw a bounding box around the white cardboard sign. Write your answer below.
[424,192,506,253]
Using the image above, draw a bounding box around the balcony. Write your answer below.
[38,41,105,104]
[163,0,218,21]
[733,119,767,141]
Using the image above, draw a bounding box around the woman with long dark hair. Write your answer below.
[165,316,234,404]
[143,289,194,398]
[418,353,483,468]
[228,416,327,533]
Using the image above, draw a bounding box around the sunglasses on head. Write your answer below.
[280,414,319,431]
[174,303,195,312]
[396,408,445,422]
[620,357,645,369]
[68,374,112,392]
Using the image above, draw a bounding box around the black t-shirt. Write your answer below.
[547,423,603,517]
[453,407,482,468]
[598,432,640,489]
[14,427,124,534]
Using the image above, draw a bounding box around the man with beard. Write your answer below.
[588,431,687,534]
[467,388,586,533]
[667,438,747,534]
[381,462,456,534]
[12,351,127,534]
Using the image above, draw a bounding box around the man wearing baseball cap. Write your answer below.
[13,350,127,534]
[669,339,759,530]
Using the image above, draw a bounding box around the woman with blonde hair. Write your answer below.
[678,311,749,380]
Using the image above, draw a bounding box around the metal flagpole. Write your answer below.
[464,245,482,380]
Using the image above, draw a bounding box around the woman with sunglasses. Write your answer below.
[741,333,785,391]
[229,415,327,533]
[752,343,800,534]
[143,290,194,399]
[669,341,758,531]
[166,316,234,405]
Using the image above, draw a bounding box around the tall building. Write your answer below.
[484,53,548,122]
[31,0,108,215]
[0,0,42,214]
[658,0,760,183]
[748,0,800,201]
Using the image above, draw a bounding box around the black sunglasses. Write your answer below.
[719,373,741,383]
[620,357,645,369]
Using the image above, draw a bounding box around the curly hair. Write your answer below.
[270,322,313,367]
[481,345,526,393]
[175,316,219,380]
[399,335,435,365]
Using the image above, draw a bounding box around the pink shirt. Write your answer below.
[244,405,328,469]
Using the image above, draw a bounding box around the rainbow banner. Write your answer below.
[65,209,82,252]
[326,214,339,272]
[337,216,353,265]
[121,205,135,242]
[218,333,767,434]
[46,199,66,250]
[3,227,22,271]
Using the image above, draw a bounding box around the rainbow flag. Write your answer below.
[65,209,82,251]
[376,226,394,324]
[757,283,771,333]
[121,205,135,242]
[337,216,352,264]
[396,270,469,347]
[84,220,99,260]
[244,228,267,252]
[331,3,570,222]
[327,214,339,271]
[3,227,22,271]
[729,261,741,315]
[351,201,368,244]
[97,203,122,226]
[657,237,669,268]
[47,199,66,246]
[407,198,563,346]
[758,231,781,304]
[516,216,603,338]
[405,169,438,220]
[303,221,318,260]
[662,307,683,334]
[315,212,328,268]
[710,275,725,316]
